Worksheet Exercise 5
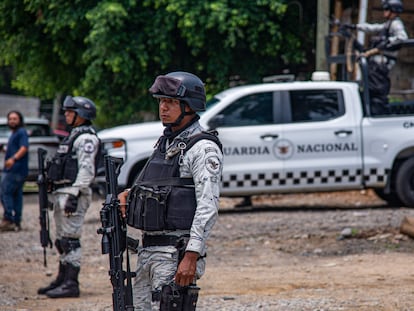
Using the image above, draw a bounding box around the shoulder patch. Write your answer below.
[205,155,221,175]
[83,139,96,153]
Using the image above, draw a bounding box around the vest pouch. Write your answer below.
[127,185,170,231]
[127,187,143,228]
[63,156,78,183]
[47,158,64,182]
[165,187,196,230]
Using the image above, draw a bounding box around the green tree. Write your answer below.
[0,0,313,127]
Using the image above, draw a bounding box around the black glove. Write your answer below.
[344,23,356,30]
[338,24,356,38]
[64,194,78,214]
[339,24,356,31]
[376,40,390,50]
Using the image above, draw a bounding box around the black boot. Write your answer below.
[37,262,66,295]
[46,263,80,298]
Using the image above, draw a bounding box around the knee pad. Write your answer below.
[59,237,81,254]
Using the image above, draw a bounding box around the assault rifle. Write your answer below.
[97,155,134,311]
[37,148,53,267]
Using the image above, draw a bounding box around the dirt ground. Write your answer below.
[1,190,414,311]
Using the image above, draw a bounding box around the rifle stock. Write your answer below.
[97,155,134,311]
[37,148,53,267]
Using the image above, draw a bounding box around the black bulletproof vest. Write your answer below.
[370,19,392,49]
[127,131,221,231]
[47,126,98,184]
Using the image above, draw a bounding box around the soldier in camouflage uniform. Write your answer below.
[343,0,408,115]
[118,72,223,310]
[37,96,100,299]
[356,0,407,71]
[357,0,407,114]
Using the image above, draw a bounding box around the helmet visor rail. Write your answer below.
[63,96,76,110]
[149,76,187,98]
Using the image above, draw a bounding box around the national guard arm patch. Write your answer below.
[205,155,221,175]
[83,140,96,153]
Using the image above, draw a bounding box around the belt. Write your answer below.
[142,234,190,248]
[53,182,73,189]
[142,234,179,248]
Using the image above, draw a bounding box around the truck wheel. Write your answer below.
[373,189,403,207]
[395,157,414,207]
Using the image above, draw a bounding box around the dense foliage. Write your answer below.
[0,0,315,127]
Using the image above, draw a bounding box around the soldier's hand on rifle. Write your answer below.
[338,24,355,38]
[376,39,390,50]
[64,194,78,215]
[343,23,356,30]
[118,190,129,218]
[174,251,198,286]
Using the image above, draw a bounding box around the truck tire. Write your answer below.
[395,157,414,207]
[373,189,403,207]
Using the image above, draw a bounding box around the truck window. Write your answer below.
[289,89,345,122]
[216,92,274,127]
[26,124,52,137]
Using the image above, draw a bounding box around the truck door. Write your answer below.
[206,91,284,196]
[279,89,363,191]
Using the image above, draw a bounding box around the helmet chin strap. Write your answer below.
[70,112,78,127]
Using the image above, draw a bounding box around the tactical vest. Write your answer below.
[47,126,99,185]
[370,19,392,50]
[127,131,222,231]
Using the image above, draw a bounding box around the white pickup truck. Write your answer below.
[98,68,414,207]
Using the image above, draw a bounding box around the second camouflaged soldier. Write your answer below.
[37,96,100,298]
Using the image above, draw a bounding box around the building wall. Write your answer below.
[0,94,40,118]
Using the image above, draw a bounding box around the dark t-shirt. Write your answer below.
[5,127,29,177]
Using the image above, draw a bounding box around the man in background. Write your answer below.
[0,110,29,232]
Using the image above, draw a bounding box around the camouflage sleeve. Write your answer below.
[181,139,223,255]
[72,133,100,189]
[389,19,408,42]
[357,22,385,33]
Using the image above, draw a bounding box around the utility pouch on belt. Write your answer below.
[182,285,200,311]
[127,185,170,231]
[159,284,182,311]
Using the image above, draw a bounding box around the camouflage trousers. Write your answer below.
[52,188,92,267]
[133,245,205,311]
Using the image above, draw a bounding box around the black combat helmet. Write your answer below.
[149,71,206,112]
[382,0,403,13]
[63,96,97,120]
